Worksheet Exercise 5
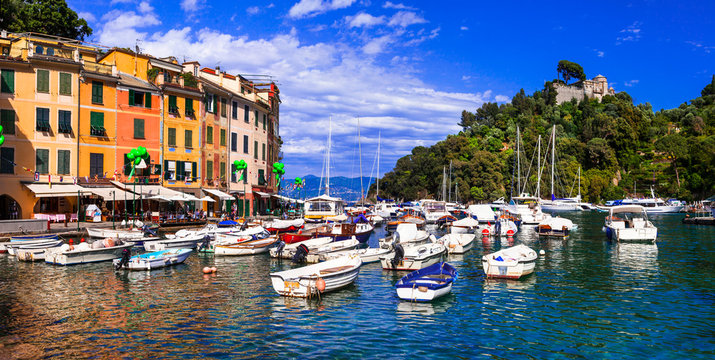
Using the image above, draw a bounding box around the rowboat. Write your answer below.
[481,244,537,279]
[437,234,475,254]
[395,262,457,302]
[269,237,333,259]
[380,242,446,271]
[317,242,394,264]
[14,239,64,261]
[536,216,575,237]
[214,236,280,256]
[86,227,147,239]
[3,238,61,256]
[270,254,362,298]
[11,234,59,241]
[45,239,134,265]
[143,231,207,251]
[113,248,193,270]
[305,238,360,263]
[263,218,305,233]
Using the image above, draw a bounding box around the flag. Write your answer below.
[73,177,77,185]
[34,172,39,181]
[48,175,52,189]
[84,176,88,183]
[59,176,63,183]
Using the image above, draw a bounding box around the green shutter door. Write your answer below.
[164,160,170,179]
[1,69,14,93]
[60,73,71,95]
[128,89,135,106]
[1,109,15,135]
[192,162,197,180]
[134,118,144,139]
[145,92,151,108]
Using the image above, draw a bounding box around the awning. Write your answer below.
[81,186,134,201]
[199,196,216,203]
[203,188,233,200]
[254,191,270,198]
[24,184,92,198]
[111,181,185,198]
[272,194,304,203]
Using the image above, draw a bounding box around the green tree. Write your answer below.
[655,133,687,188]
[3,0,92,40]
[702,75,715,97]
[557,60,586,84]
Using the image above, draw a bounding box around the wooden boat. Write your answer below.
[437,234,475,254]
[305,238,360,263]
[395,262,457,302]
[380,242,446,271]
[318,242,394,264]
[263,218,305,233]
[4,238,62,256]
[279,224,328,244]
[269,237,333,259]
[214,236,280,256]
[536,217,575,237]
[45,240,133,265]
[316,222,374,243]
[114,248,193,270]
[143,230,207,251]
[604,205,657,242]
[270,254,362,297]
[481,244,537,279]
[15,240,64,261]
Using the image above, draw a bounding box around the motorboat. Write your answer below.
[303,194,345,222]
[143,230,207,251]
[315,222,374,243]
[380,223,432,248]
[319,242,394,264]
[467,204,497,223]
[213,226,271,245]
[437,234,475,254]
[481,244,537,279]
[114,248,192,270]
[214,236,280,256]
[270,254,362,298]
[385,213,425,232]
[380,242,446,271]
[395,262,457,302]
[604,205,658,242]
[1,234,59,254]
[420,200,451,224]
[86,226,149,239]
[375,202,400,218]
[269,237,333,259]
[45,239,133,265]
[263,218,305,233]
[505,194,551,225]
[448,217,480,234]
[305,238,360,263]
[536,216,576,237]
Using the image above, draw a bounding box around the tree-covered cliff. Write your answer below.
[372,75,715,203]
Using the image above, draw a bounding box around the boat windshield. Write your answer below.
[423,202,446,212]
[306,201,334,212]
[514,198,538,206]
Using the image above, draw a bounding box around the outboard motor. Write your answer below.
[495,220,502,236]
[142,224,157,237]
[292,243,309,263]
[391,243,404,268]
[115,248,131,270]
[275,240,286,257]
[198,235,211,251]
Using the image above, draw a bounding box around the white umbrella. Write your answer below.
[148,195,172,202]
[200,196,216,202]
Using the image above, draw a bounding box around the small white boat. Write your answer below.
[380,242,446,271]
[270,237,334,259]
[270,254,362,298]
[381,223,431,248]
[45,239,133,265]
[604,205,658,242]
[305,238,361,263]
[214,236,280,256]
[86,227,146,239]
[114,248,193,270]
[213,226,270,245]
[481,244,537,279]
[536,216,576,237]
[395,262,457,302]
[318,243,394,264]
[5,239,63,256]
[448,217,480,234]
[367,214,384,224]
[437,234,475,254]
[263,218,305,233]
[15,239,64,261]
[143,231,207,251]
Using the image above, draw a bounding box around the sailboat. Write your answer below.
[374,132,399,219]
[505,127,551,225]
[304,117,345,222]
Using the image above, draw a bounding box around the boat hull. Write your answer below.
[381,244,446,271]
[270,256,362,298]
[439,234,475,254]
[143,236,204,251]
[395,262,457,302]
[214,237,279,256]
[481,245,537,279]
[45,243,134,265]
[114,249,193,270]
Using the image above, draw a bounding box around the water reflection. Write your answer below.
[483,276,537,291]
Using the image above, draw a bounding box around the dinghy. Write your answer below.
[15,239,64,261]
[270,254,362,298]
[536,216,575,237]
[395,262,457,302]
[269,237,334,259]
[143,230,207,251]
[113,248,192,270]
[317,242,394,264]
[437,234,475,254]
[214,236,280,256]
[481,244,537,279]
[45,239,133,265]
[4,238,62,256]
[380,242,446,271]
[305,238,361,263]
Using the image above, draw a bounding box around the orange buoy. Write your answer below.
[506,229,515,236]
[80,238,86,242]
[202,267,211,274]
[210,267,217,273]
[316,278,326,292]
[482,228,490,237]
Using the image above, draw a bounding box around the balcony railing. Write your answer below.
[90,126,106,137]
[185,108,195,118]
[168,105,180,115]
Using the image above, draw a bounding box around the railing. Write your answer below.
[90,126,106,136]
[185,108,195,118]
[168,105,180,115]
[83,62,113,75]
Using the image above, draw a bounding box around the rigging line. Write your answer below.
[365,146,378,198]
[520,139,539,195]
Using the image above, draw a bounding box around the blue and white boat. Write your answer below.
[395,262,457,302]
[114,248,193,270]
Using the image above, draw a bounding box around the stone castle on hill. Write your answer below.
[554,74,615,104]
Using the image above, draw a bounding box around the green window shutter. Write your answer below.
[206,160,213,179]
[0,147,14,174]
[213,96,218,114]
[37,70,49,93]
[244,105,249,123]
[90,111,104,127]
[262,143,265,161]
[164,160,170,179]
[186,98,193,111]
[185,130,192,148]
[92,81,103,103]
[169,95,177,107]
[128,89,135,106]
[145,92,152,108]
[192,162,197,180]
[1,69,14,93]
[206,126,213,144]
[254,141,258,159]
[220,129,226,146]
[1,109,15,135]
[36,149,49,174]
[220,162,225,181]
[221,98,227,117]
[57,150,70,175]
[176,161,185,181]
[168,128,176,146]
[255,110,258,126]
[59,73,71,95]
[124,154,132,175]
[263,114,266,130]
[134,118,144,139]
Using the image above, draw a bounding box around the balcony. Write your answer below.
[168,105,180,115]
[185,108,195,118]
[90,126,106,137]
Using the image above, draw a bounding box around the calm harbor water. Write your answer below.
[1,212,714,359]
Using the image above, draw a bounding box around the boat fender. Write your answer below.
[68,239,74,251]
[316,277,326,292]
[211,267,217,273]
[391,243,404,268]
[115,248,131,270]
[292,244,309,263]
[203,267,212,274]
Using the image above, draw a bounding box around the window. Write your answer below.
[58,110,71,134]
[231,162,236,183]
[185,98,194,117]
[220,161,225,181]
[35,45,43,54]
[128,89,149,107]
[232,101,238,119]
[258,169,265,185]
[165,160,176,180]
[254,141,258,159]
[163,72,170,83]
[184,161,193,181]
[168,128,176,146]
[263,114,267,130]
[220,98,227,117]
[36,149,49,174]
[36,108,50,132]
[89,153,103,178]
[0,109,15,135]
[262,143,265,161]
[91,81,103,104]
[0,147,13,174]
[168,95,179,114]
[90,112,105,136]
[206,160,213,180]
[220,129,226,146]
[1,69,14,93]
[268,144,273,163]
[244,105,249,123]
[134,118,145,139]
[206,125,213,144]
[206,93,215,113]
[243,135,249,154]
[57,150,70,175]
[255,110,259,127]
[185,129,192,148]
[145,92,152,108]
[59,72,71,95]
[37,69,49,93]
[231,132,237,152]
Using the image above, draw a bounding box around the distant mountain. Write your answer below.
[280,175,375,202]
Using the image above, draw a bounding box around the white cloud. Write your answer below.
[110,0,132,4]
[362,35,394,54]
[595,50,604,57]
[98,10,161,45]
[180,0,204,12]
[405,27,439,46]
[138,1,153,14]
[288,0,357,19]
[495,95,510,102]
[388,11,427,27]
[461,75,471,81]
[78,11,96,23]
[686,40,714,54]
[346,12,385,28]
[616,21,642,44]
[383,1,415,10]
[460,26,468,31]
[247,6,260,15]
[623,79,639,87]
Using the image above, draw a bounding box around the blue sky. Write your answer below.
[70,0,714,179]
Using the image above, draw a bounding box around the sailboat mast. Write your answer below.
[358,118,364,203]
[377,132,380,199]
[536,135,541,198]
[448,160,452,202]
[551,125,555,199]
[326,116,332,196]
[578,167,581,200]
[442,166,447,201]
[517,126,521,195]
